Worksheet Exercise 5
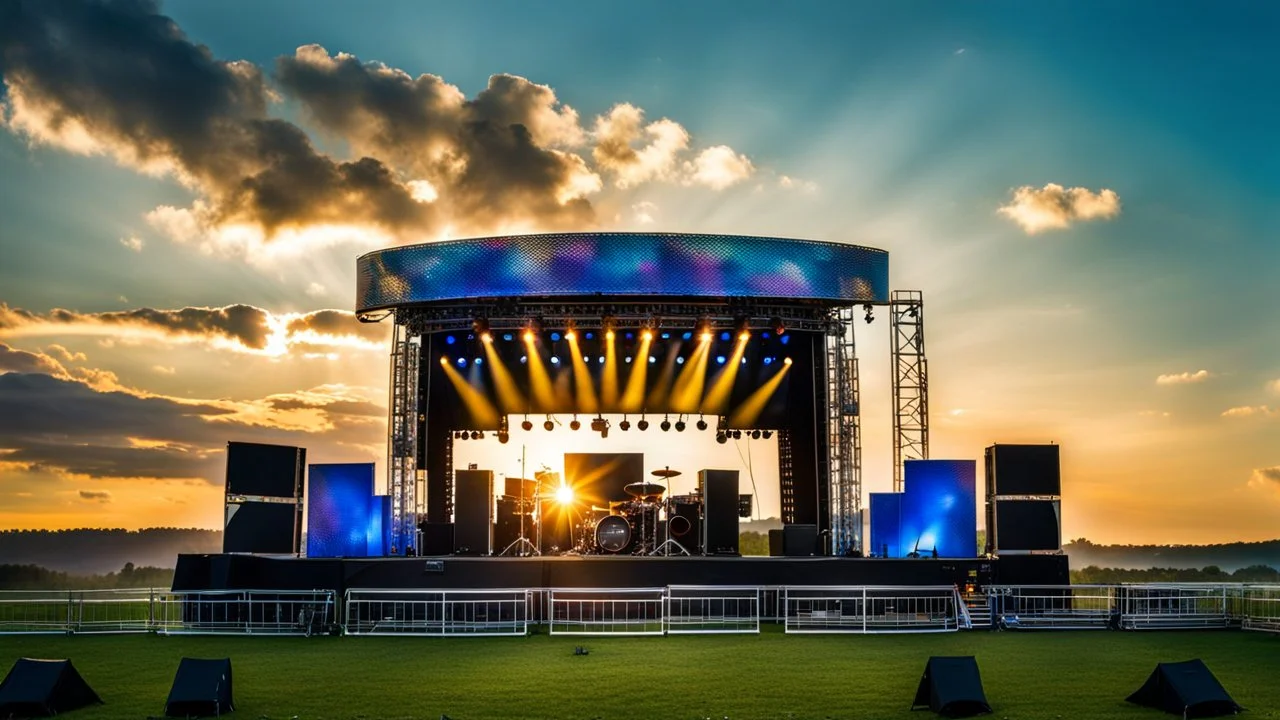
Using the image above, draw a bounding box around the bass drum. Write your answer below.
[594,515,632,553]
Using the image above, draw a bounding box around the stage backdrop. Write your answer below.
[899,459,977,558]
[306,463,389,558]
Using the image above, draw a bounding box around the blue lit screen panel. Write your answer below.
[901,459,978,558]
[869,493,903,559]
[307,463,376,558]
[367,495,392,556]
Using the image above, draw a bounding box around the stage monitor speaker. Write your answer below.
[699,469,739,555]
[985,444,1060,496]
[768,528,785,556]
[670,502,702,553]
[0,659,102,718]
[991,499,1061,554]
[165,658,234,719]
[225,441,305,498]
[419,522,454,556]
[783,523,818,556]
[453,470,493,555]
[911,656,991,718]
[222,501,299,554]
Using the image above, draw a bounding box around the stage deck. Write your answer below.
[172,553,1067,593]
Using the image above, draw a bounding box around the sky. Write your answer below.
[0,0,1277,545]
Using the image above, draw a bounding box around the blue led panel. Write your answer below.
[357,233,889,312]
[900,460,978,558]
[307,463,378,558]
[869,493,903,559]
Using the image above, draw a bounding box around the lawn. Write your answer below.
[1,628,1277,719]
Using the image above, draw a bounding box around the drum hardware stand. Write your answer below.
[648,466,690,556]
[499,446,540,557]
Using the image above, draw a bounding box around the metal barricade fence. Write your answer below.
[548,588,665,635]
[1117,584,1236,630]
[344,589,531,636]
[664,585,761,634]
[987,584,1115,630]
[1241,585,1280,633]
[783,586,961,633]
[154,589,336,636]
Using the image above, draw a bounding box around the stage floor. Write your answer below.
[172,553,1068,593]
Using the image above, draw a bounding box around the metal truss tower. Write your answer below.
[387,322,420,554]
[890,290,929,492]
[825,307,862,555]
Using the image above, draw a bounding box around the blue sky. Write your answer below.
[0,0,1276,542]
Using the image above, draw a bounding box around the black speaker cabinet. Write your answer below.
[453,470,493,555]
[418,522,454,556]
[699,469,739,555]
[670,502,702,553]
[783,523,819,556]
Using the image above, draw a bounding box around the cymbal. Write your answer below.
[651,467,682,478]
[625,481,666,499]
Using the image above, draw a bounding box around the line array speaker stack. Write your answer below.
[222,442,305,554]
[984,444,1062,556]
[699,469,740,555]
[453,470,493,555]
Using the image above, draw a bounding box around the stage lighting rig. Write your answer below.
[637,417,649,431]
[471,431,483,440]
[716,431,728,444]
[498,430,510,444]
[735,316,751,341]
[660,416,672,432]
[590,416,609,438]
[770,316,786,336]
[696,416,708,431]
[543,417,555,431]
[619,417,631,431]
[674,417,686,432]
[751,429,762,439]
[762,430,773,439]
[570,416,581,431]
[521,417,533,431]
[472,317,492,343]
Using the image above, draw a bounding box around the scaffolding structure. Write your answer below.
[825,307,862,555]
[890,290,929,492]
[387,323,419,554]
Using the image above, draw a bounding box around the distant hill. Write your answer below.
[0,529,222,574]
[1064,538,1280,572]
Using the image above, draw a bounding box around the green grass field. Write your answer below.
[2,629,1277,719]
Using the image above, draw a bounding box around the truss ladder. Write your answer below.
[890,290,929,492]
[387,323,419,554]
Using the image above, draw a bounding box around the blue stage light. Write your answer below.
[597,356,605,364]
[676,356,685,365]
[502,333,513,341]
[719,331,729,341]
[763,356,774,365]
[762,331,771,338]
[625,332,634,340]
[716,355,726,364]
[625,357,633,364]
[456,357,467,367]
[520,355,528,364]
[682,331,692,340]
[474,357,483,365]
[445,335,456,345]
[661,332,671,339]
[551,332,562,342]
[648,356,656,364]
[550,356,560,365]
[585,332,595,340]
[780,335,791,345]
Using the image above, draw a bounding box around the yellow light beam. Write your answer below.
[670,339,712,414]
[523,337,557,412]
[702,336,748,414]
[728,358,792,427]
[620,332,652,413]
[482,341,526,414]
[566,331,599,414]
[646,340,682,412]
[601,330,618,410]
[439,357,500,427]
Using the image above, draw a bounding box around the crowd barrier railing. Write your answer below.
[343,588,531,636]
[782,585,962,634]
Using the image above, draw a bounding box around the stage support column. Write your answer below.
[825,307,862,556]
[891,290,929,493]
[387,320,420,554]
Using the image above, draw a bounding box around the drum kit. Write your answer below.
[498,466,704,556]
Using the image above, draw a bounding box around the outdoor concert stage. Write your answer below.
[172,554,1068,594]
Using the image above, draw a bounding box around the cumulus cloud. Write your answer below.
[683,146,754,190]
[46,345,87,363]
[0,303,387,354]
[1249,467,1280,492]
[0,343,66,375]
[997,183,1121,234]
[2,0,766,262]
[1156,370,1211,385]
[631,201,658,225]
[1221,406,1279,419]
[120,236,144,252]
[78,490,111,502]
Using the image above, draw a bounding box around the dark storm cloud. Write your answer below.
[276,47,597,232]
[266,396,385,418]
[0,0,432,236]
[285,309,390,345]
[0,302,273,349]
[78,489,111,501]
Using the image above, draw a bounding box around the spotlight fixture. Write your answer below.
[864,303,875,324]
[696,417,708,431]
[716,431,728,444]
[784,357,793,366]
[762,430,773,439]
[751,429,762,440]
[565,327,577,341]
[770,316,786,336]
[731,429,742,440]
[521,418,533,431]
[569,416,581,431]
[619,417,631,431]
[544,418,555,431]
[602,315,617,339]
[591,416,608,434]
[908,304,919,319]
[674,417,686,432]
[637,418,650,431]
[523,329,535,343]
[498,430,510,444]
[472,317,491,343]
[453,430,464,440]
[660,416,672,432]
[735,316,751,341]
[471,430,482,440]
